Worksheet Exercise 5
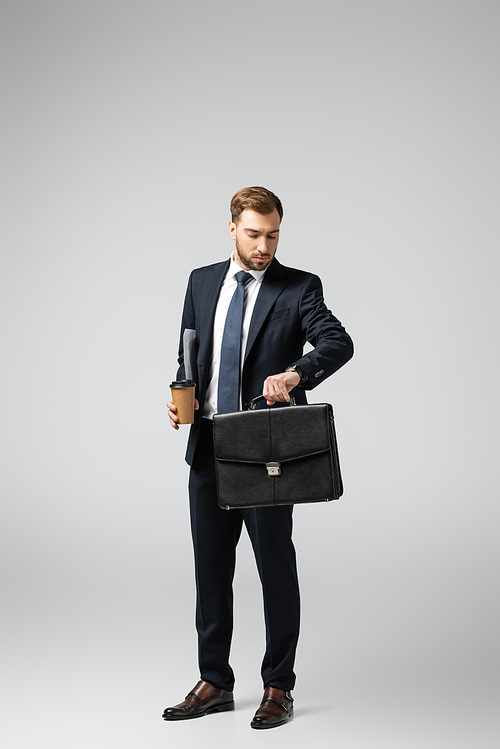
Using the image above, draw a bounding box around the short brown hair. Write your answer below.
[230,186,283,224]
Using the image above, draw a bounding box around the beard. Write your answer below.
[234,237,275,271]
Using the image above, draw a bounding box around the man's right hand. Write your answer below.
[167,399,199,430]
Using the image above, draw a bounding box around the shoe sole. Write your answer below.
[163,701,235,721]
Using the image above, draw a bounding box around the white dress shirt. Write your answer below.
[203,255,268,419]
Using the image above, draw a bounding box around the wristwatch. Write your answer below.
[285,364,308,385]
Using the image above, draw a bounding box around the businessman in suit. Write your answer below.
[163,186,353,729]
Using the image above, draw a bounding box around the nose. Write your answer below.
[257,237,270,253]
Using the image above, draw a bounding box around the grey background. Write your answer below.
[1,1,499,747]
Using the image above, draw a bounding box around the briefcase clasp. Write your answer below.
[266,462,281,476]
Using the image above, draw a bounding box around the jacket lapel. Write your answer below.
[244,258,288,362]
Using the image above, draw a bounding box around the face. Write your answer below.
[229,209,281,271]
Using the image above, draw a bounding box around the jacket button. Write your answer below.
[314,370,324,378]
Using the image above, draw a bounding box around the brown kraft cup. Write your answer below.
[170,379,195,424]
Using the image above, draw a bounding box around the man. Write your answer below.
[164,186,353,729]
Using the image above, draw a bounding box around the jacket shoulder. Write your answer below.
[269,259,322,287]
[190,260,229,279]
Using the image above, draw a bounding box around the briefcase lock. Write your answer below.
[266,462,281,476]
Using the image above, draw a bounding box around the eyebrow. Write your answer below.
[244,227,280,234]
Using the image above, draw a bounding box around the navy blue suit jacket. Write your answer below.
[177,257,353,465]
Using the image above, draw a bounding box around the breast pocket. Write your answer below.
[268,307,290,322]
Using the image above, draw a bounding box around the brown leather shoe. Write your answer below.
[162,680,234,721]
[250,687,294,729]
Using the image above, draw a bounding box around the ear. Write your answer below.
[228,221,236,240]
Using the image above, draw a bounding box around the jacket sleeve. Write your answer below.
[175,271,196,382]
[290,273,353,390]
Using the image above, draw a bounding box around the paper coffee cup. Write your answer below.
[170,379,195,424]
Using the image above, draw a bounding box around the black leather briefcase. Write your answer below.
[213,396,343,510]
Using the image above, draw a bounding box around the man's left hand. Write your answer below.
[262,371,300,406]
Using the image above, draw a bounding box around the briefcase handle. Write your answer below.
[247,394,297,411]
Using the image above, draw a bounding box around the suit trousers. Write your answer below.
[188,417,300,692]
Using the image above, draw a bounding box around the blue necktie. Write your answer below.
[217,270,253,413]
